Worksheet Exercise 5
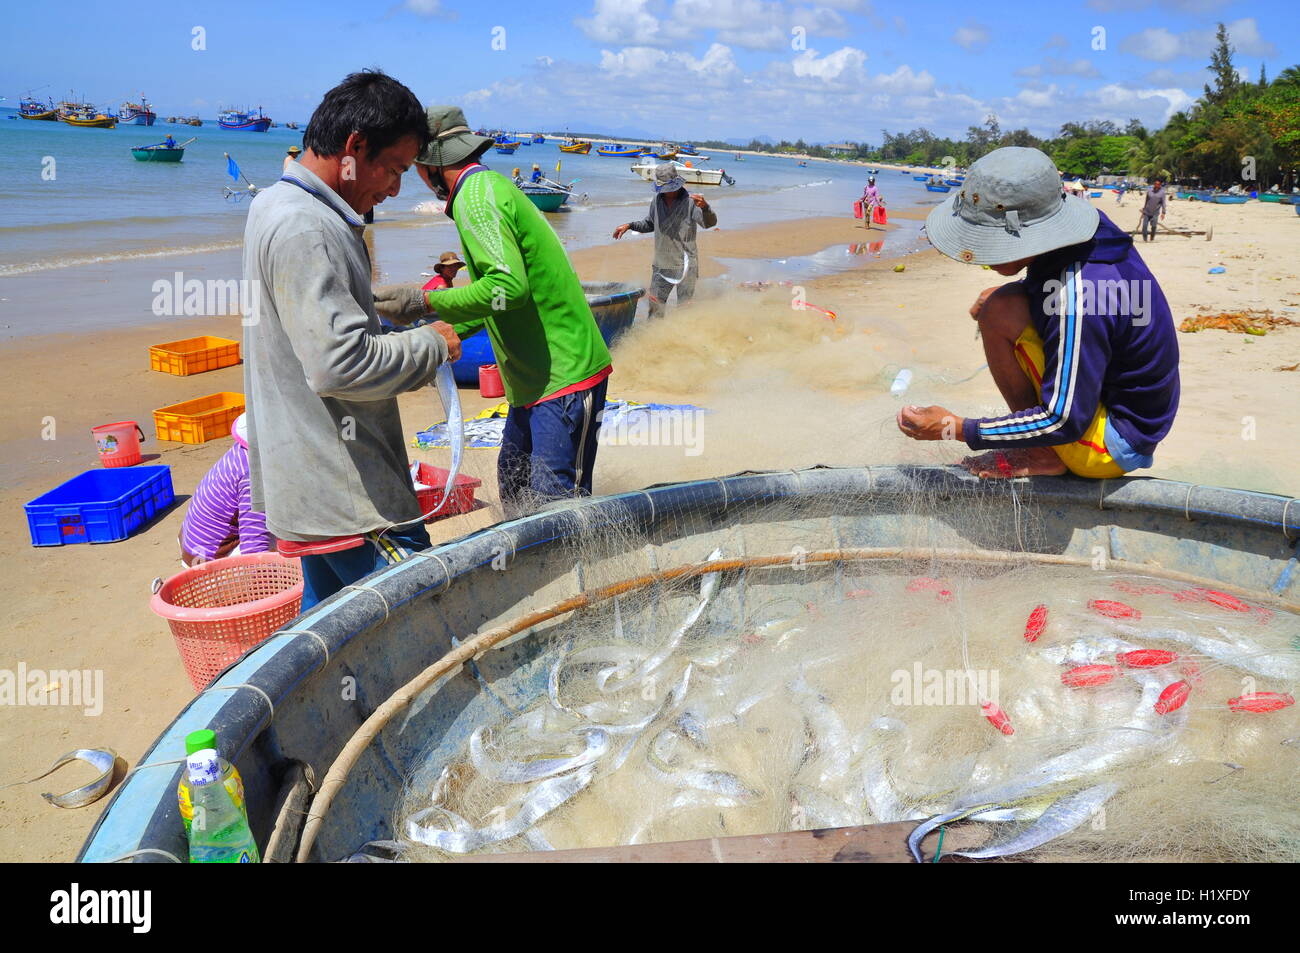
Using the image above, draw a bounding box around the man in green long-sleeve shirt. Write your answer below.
[374,106,611,514]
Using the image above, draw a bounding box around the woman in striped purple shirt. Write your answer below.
[179,414,273,565]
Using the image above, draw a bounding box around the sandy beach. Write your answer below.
[1,194,1297,861]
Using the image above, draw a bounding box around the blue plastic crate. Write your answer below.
[25,466,174,546]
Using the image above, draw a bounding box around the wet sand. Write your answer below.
[0,197,1297,861]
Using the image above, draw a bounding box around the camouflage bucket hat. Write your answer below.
[925,147,1099,265]
[416,105,495,167]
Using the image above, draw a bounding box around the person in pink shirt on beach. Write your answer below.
[421,251,465,292]
[179,414,274,566]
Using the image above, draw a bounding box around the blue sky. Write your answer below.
[4,0,1295,142]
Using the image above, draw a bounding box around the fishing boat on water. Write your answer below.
[286,121,299,130]
[118,96,156,126]
[532,134,545,144]
[558,138,592,154]
[654,144,680,160]
[132,135,194,162]
[186,116,203,126]
[925,178,951,193]
[60,103,117,128]
[912,175,929,182]
[520,185,570,212]
[495,135,522,155]
[677,143,702,156]
[944,178,964,187]
[217,107,271,132]
[19,97,58,120]
[631,161,733,186]
[598,144,643,157]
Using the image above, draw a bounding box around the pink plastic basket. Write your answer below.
[151,552,304,691]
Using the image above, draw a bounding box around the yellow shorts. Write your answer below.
[1013,326,1125,479]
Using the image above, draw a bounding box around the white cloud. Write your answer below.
[576,0,686,47]
[872,63,935,95]
[1093,84,1193,122]
[1120,18,1276,63]
[1042,33,1069,51]
[537,55,555,68]
[952,21,990,51]
[790,46,868,81]
[575,0,881,51]
[599,42,740,79]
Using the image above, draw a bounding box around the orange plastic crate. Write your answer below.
[154,392,245,445]
[149,335,241,376]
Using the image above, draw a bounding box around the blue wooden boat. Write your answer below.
[926,183,951,193]
[74,468,1300,863]
[944,178,963,186]
[1211,194,1249,204]
[912,175,928,182]
[19,97,58,120]
[597,144,643,157]
[1295,202,1300,217]
[532,134,545,144]
[218,107,271,132]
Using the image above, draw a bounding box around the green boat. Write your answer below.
[132,136,194,162]
[521,185,569,212]
[1258,193,1285,203]
[132,146,185,162]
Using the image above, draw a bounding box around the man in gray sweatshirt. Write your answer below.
[1139,178,1168,242]
[242,71,461,610]
[612,163,718,317]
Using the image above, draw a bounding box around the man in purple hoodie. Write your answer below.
[897,147,1179,479]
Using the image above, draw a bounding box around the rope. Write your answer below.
[1282,499,1297,541]
[1183,484,1202,522]
[202,682,275,726]
[343,585,391,623]
[277,628,331,669]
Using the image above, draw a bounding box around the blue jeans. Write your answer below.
[299,524,431,612]
[498,377,607,515]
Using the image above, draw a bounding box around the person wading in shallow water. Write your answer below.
[612,162,717,318]
[896,146,1180,480]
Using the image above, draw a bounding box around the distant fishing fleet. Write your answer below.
[16,91,294,132]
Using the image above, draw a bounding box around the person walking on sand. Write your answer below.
[372,106,611,516]
[1139,178,1168,242]
[612,163,717,318]
[243,71,461,611]
[1115,181,1126,205]
[862,175,883,229]
[895,146,1179,480]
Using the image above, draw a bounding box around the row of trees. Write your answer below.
[700,24,1298,188]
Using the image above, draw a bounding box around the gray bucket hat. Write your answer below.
[652,162,685,194]
[416,105,494,168]
[925,147,1099,265]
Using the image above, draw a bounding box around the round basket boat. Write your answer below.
[79,466,1300,863]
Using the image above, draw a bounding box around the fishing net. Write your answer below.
[383,474,1297,862]
[365,292,1299,864]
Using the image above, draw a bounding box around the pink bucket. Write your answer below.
[92,421,145,468]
